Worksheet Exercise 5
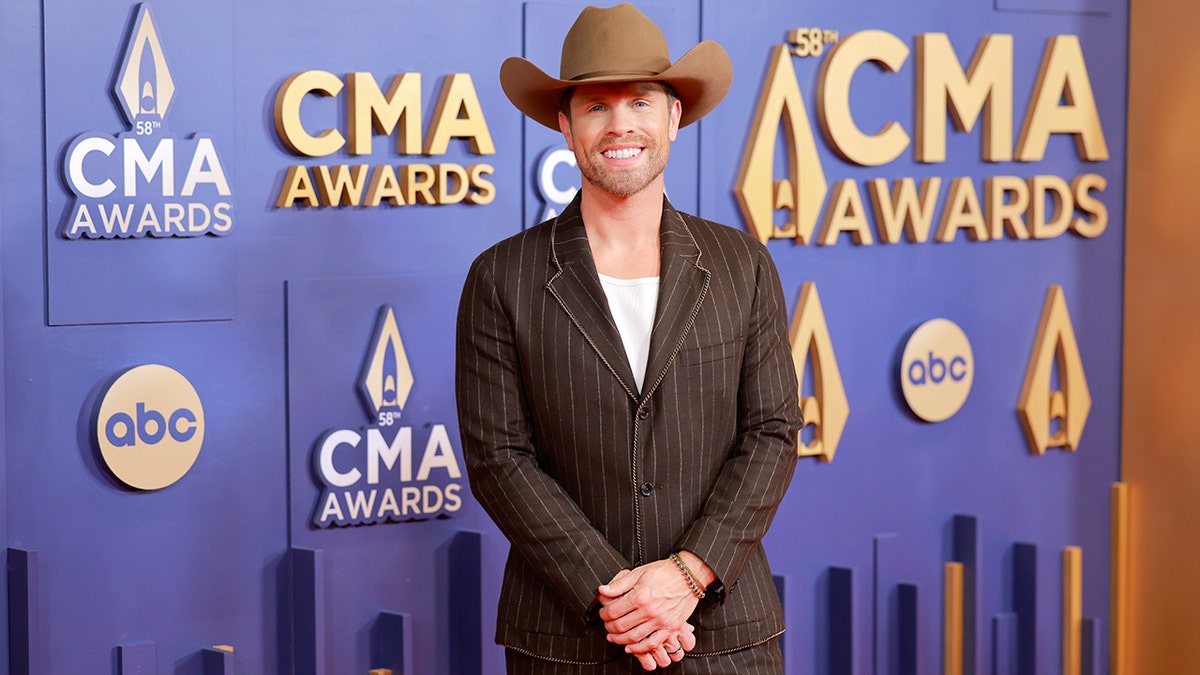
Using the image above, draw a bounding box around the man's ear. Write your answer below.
[558,111,575,151]
[668,98,682,142]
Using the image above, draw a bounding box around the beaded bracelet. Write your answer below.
[669,552,706,600]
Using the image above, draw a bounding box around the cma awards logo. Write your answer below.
[60,4,233,239]
[312,306,463,528]
[535,146,578,223]
[736,29,1110,247]
[788,282,849,462]
[1019,285,1091,454]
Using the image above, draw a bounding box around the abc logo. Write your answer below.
[96,364,205,490]
[900,319,974,422]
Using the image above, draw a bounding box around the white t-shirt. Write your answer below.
[598,273,660,393]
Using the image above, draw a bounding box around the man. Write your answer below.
[455,4,802,672]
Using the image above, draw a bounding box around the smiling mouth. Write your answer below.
[602,147,643,160]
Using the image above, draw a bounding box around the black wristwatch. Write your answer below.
[704,577,726,604]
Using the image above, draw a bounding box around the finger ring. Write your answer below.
[666,646,682,655]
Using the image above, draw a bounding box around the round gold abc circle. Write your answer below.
[900,319,974,423]
[96,364,205,490]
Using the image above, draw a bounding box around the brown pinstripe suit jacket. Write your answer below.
[455,196,803,664]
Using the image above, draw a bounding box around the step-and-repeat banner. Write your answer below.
[1,0,1124,672]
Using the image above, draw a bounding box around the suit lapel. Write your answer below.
[642,202,710,401]
[546,198,640,401]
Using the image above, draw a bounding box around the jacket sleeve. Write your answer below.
[455,252,630,620]
[676,244,803,599]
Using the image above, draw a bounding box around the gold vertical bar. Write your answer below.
[1111,482,1130,675]
[1063,546,1083,675]
[944,561,963,675]
[368,670,393,675]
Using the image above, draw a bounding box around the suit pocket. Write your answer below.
[676,337,742,368]
[500,559,591,638]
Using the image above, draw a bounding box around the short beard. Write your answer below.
[576,135,670,198]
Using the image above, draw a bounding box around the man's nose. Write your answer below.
[607,105,637,135]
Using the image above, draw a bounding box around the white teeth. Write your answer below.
[603,148,641,160]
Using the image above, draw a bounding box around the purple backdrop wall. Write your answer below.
[0,0,1126,673]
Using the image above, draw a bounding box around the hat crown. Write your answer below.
[498,2,732,130]
[559,3,672,81]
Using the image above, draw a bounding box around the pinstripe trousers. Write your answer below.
[505,637,784,674]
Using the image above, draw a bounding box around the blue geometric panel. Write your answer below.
[201,647,234,675]
[7,548,38,675]
[1012,543,1039,675]
[1082,617,1099,675]
[288,547,326,675]
[286,275,495,673]
[449,531,484,675]
[897,583,918,675]
[371,612,414,675]
[828,566,854,675]
[951,515,980,675]
[117,642,156,674]
[874,534,930,675]
[992,614,1018,675]
[43,0,235,324]
[773,574,789,666]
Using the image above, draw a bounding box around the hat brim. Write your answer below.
[500,40,732,131]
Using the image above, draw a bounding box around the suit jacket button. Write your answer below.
[640,482,654,496]
[637,408,650,420]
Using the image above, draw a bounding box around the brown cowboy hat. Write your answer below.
[499,3,732,130]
